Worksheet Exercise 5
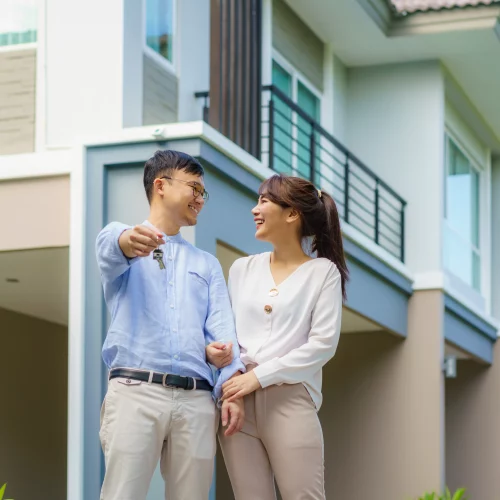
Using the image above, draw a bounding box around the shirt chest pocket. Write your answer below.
[187,271,209,306]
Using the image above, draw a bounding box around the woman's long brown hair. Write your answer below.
[259,174,349,302]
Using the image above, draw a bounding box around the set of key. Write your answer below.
[153,249,165,270]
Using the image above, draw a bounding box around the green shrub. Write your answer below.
[0,483,13,500]
[416,488,467,500]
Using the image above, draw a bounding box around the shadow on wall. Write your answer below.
[0,307,68,500]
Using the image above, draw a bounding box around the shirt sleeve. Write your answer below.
[95,222,136,287]
[252,264,342,388]
[204,257,246,399]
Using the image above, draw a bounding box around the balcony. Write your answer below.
[196,86,406,262]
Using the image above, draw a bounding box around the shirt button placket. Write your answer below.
[168,243,179,369]
[251,298,273,361]
[260,290,276,355]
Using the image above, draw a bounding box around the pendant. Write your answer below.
[269,288,279,297]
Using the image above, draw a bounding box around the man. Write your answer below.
[96,150,245,500]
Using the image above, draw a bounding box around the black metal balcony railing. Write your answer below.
[195,86,406,262]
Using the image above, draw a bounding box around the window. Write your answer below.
[297,81,320,179]
[272,61,293,175]
[443,135,481,291]
[271,58,320,179]
[145,0,174,65]
[0,0,37,47]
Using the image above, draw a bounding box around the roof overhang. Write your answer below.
[285,0,500,149]
[362,0,500,37]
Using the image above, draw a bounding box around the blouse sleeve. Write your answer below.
[227,257,244,306]
[252,263,342,388]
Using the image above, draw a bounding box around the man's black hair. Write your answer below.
[143,150,204,203]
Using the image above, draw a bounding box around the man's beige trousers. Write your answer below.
[219,383,325,500]
[100,376,218,500]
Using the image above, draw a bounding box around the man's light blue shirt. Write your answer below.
[95,220,245,399]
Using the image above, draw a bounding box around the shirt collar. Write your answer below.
[143,220,185,244]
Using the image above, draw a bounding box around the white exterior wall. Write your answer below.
[42,0,209,146]
[345,61,445,277]
[332,55,347,143]
[176,0,210,122]
[44,0,143,147]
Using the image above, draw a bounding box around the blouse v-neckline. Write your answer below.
[266,252,316,288]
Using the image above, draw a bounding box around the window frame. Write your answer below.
[143,0,177,75]
[271,50,323,177]
[443,130,484,293]
[272,50,322,111]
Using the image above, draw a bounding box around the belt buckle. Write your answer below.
[162,374,174,388]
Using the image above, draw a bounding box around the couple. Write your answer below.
[96,150,348,500]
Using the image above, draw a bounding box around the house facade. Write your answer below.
[1,0,500,499]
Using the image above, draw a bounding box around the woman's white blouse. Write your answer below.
[228,252,342,410]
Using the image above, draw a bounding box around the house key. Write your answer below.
[153,248,165,270]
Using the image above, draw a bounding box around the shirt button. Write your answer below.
[173,328,177,332]
[168,256,173,261]
[170,304,174,309]
[174,354,179,360]
[169,281,173,286]
[264,305,272,314]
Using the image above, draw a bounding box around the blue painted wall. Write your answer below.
[444,295,496,364]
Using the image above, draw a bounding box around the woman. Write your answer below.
[213,174,348,500]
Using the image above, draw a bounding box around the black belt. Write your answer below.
[109,368,213,392]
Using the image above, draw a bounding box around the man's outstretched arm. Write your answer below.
[96,222,165,285]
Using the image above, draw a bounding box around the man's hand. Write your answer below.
[221,371,261,403]
[206,342,233,369]
[119,225,165,259]
[221,398,245,437]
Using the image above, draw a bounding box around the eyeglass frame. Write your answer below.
[159,176,209,202]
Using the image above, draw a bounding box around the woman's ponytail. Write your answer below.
[313,191,349,302]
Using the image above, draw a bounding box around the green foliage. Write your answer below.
[0,483,13,500]
[415,488,467,500]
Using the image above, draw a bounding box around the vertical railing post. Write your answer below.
[344,156,350,224]
[400,203,405,263]
[374,180,380,245]
[310,122,316,185]
[268,94,275,172]
[203,95,209,123]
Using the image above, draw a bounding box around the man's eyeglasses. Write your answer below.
[160,176,209,202]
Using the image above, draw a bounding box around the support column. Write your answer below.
[445,156,500,498]
[446,348,500,498]
[321,290,445,499]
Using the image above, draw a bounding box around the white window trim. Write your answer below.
[271,50,324,177]
[443,127,491,307]
[272,49,323,105]
[262,0,273,87]
[143,0,177,76]
[446,127,484,173]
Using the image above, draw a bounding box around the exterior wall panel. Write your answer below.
[0,49,36,154]
[143,54,178,126]
[272,0,324,91]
